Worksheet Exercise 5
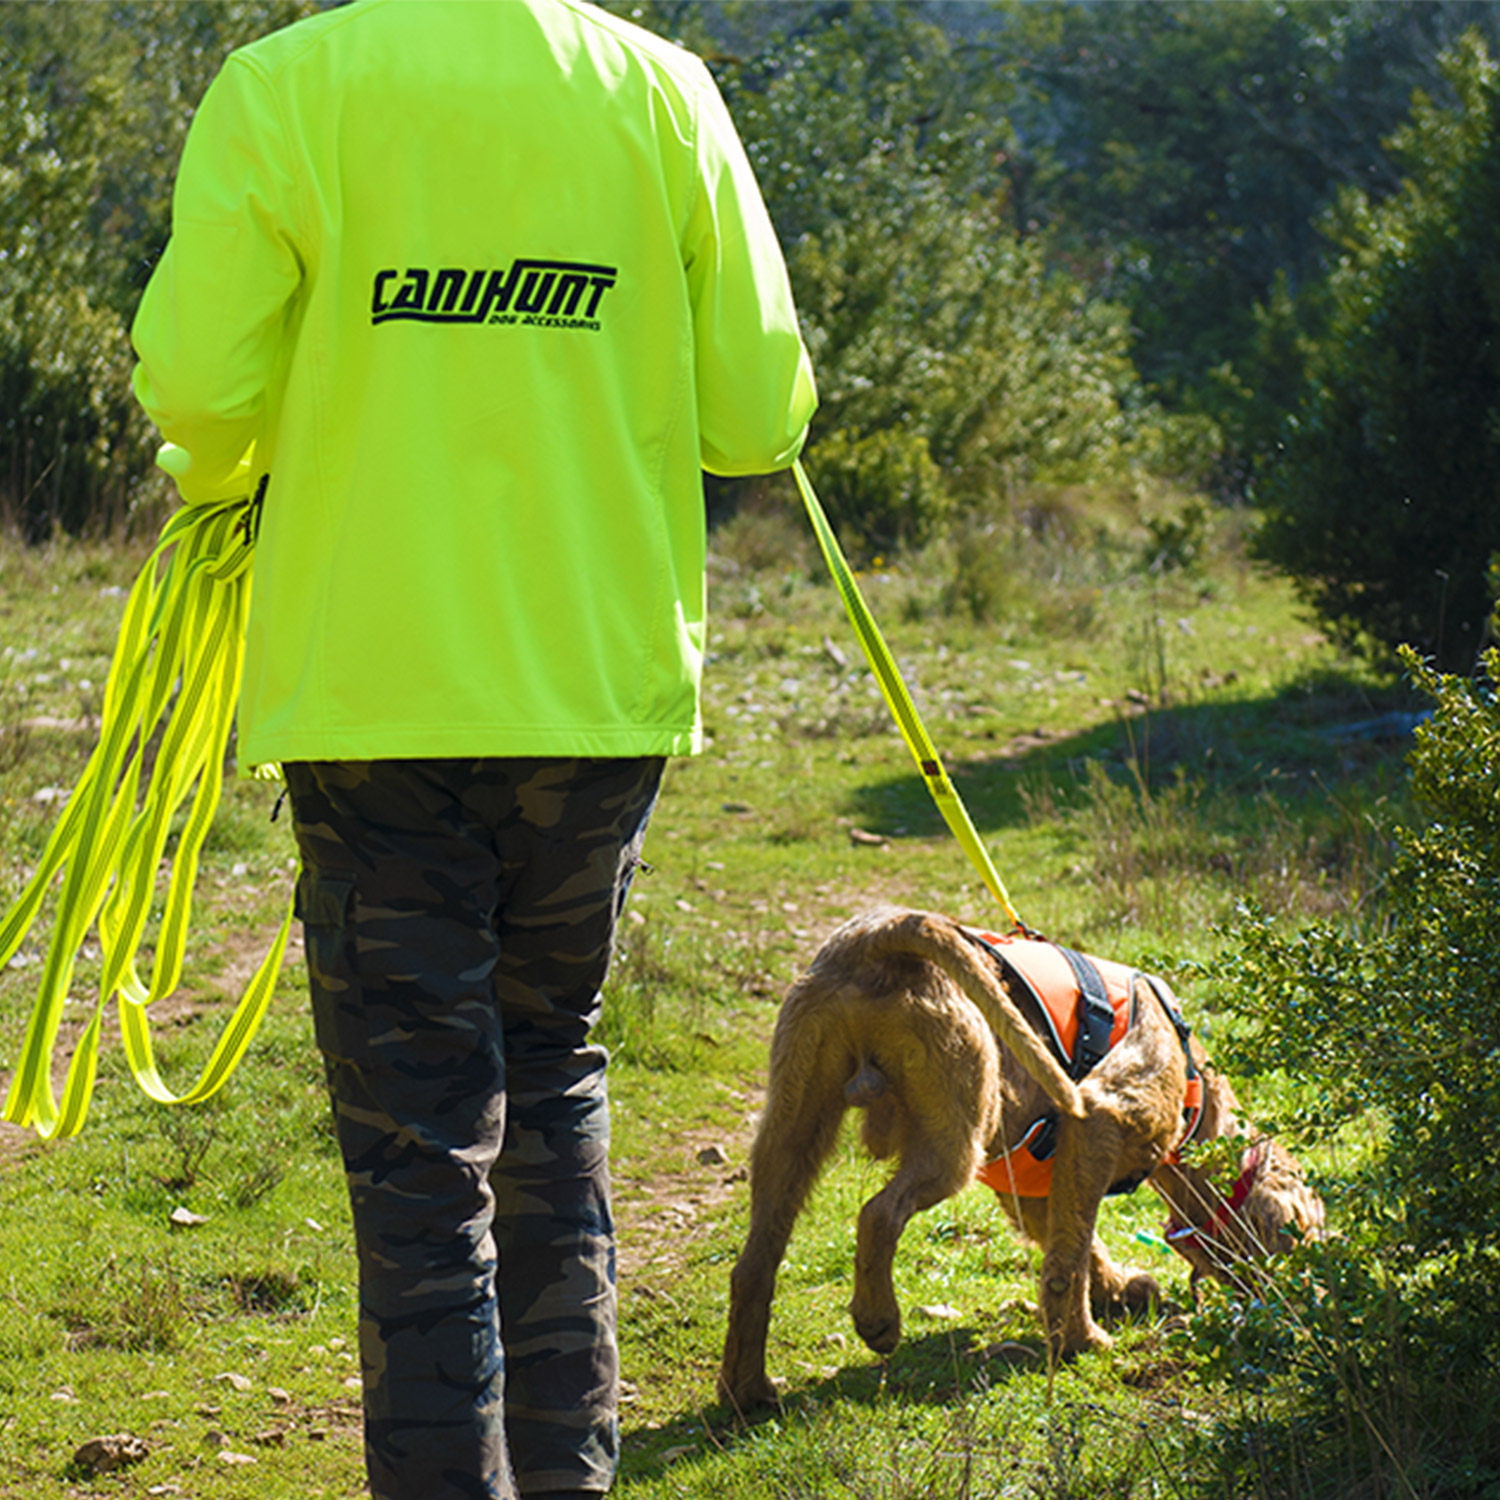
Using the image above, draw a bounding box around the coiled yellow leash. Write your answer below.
[792,460,1027,931]
[1,489,291,1139]
[1,456,1018,1139]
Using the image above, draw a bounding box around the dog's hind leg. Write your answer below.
[849,1052,991,1356]
[718,1003,853,1410]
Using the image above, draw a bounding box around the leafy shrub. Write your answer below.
[0,3,319,535]
[717,5,1204,547]
[1199,643,1500,1490]
[1141,497,1211,575]
[802,425,948,559]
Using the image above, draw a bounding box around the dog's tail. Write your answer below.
[870,910,1087,1120]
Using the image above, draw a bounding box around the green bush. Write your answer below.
[1220,648,1500,1294]
[800,425,948,559]
[0,2,318,536]
[715,4,1201,546]
[1188,641,1500,1492]
[1201,643,1500,1495]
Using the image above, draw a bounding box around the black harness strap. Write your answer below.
[1057,946,1115,1081]
[1144,975,1197,1080]
[1144,974,1204,1147]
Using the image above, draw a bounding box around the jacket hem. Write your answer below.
[239,722,701,771]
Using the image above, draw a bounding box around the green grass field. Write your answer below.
[0,483,1413,1498]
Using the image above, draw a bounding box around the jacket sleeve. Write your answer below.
[130,54,304,505]
[684,66,816,477]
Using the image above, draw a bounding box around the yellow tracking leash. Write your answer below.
[1,488,291,1139]
[792,459,1027,932]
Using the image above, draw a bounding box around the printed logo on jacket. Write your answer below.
[371,261,618,331]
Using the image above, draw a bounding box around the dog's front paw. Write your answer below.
[716,1368,785,1412]
[1049,1322,1114,1360]
[851,1304,902,1354]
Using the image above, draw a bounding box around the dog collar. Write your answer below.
[1164,1145,1263,1246]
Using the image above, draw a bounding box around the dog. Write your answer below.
[717,907,1323,1408]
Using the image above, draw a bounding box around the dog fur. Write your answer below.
[717,907,1324,1409]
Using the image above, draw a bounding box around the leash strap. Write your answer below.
[792,460,1025,929]
[1,490,291,1139]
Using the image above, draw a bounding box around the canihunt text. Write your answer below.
[371,261,619,328]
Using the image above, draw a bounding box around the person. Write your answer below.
[129,2,816,1497]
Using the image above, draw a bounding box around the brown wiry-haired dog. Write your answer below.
[718,908,1323,1409]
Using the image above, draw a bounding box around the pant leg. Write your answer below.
[486,757,663,1497]
[287,760,515,1500]
[287,756,662,1500]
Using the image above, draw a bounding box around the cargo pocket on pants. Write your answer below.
[294,867,358,1064]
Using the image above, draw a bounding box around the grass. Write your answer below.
[0,482,1420,1498]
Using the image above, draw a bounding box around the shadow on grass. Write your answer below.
[841,667,1421,841]
[618,1328,1045,1484]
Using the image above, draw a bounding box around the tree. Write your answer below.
[1255,33,1500,672]
[686,3,1189,553]
[978,1,1500,477]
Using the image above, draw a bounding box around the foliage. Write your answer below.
[988,0,1500,464]
[15,0,1500,543]
[1189,1238,1500,1499]
[0,1,320,538]
[703,3,1181,548]
[1254,33,1500,672]
[1207,644,1500,1484]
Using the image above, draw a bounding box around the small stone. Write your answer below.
[914,1302,963,1321]
[72,1434,149,1475]
[268,1387,293,1406]
[168,1206,209,1229]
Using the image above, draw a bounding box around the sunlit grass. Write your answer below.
[0,493,1416,1498]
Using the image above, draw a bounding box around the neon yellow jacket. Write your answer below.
[131,0,815,765]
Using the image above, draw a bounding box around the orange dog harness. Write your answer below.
[968,930,1204,1199]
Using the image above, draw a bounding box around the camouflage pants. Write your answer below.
[285,756,664,1500]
